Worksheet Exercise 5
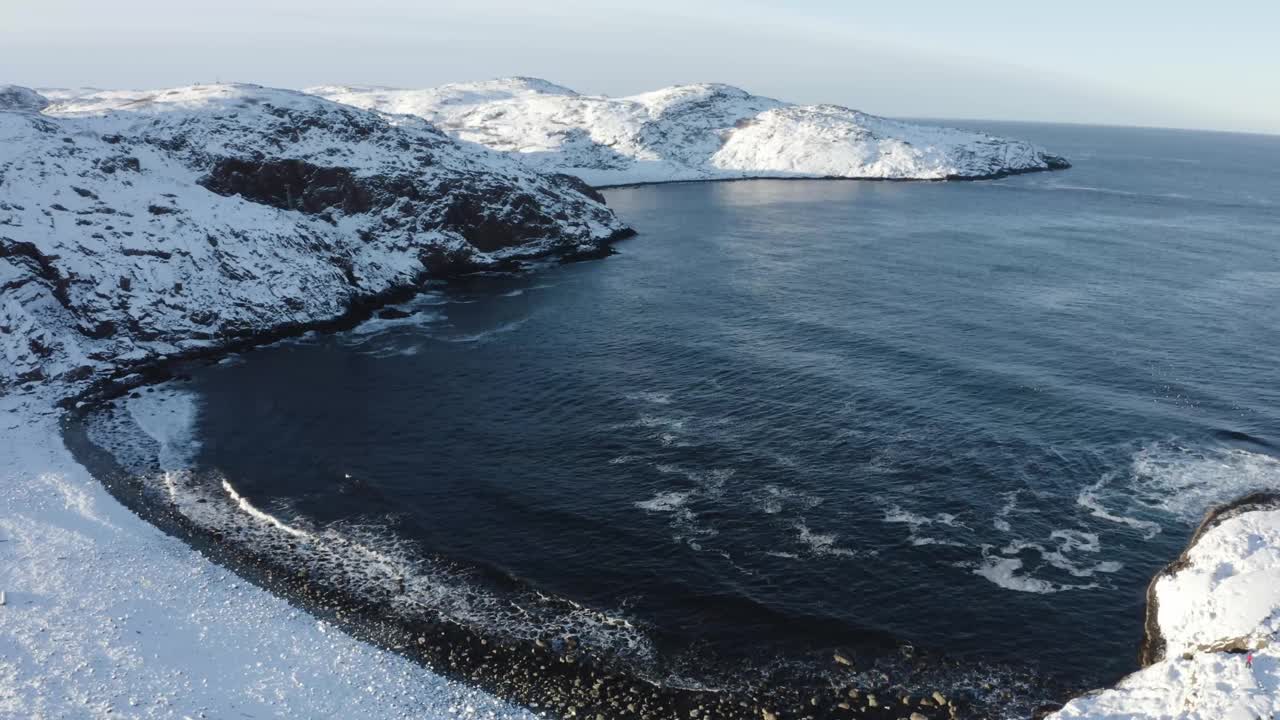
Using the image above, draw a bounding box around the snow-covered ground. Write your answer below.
[1050,502,1280,720]
[0,389,538,720]
[308,78,1069,186]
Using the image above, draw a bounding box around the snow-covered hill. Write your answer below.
[309,78,1070,186]
[0,83,629,390]
[0,79,1070,390]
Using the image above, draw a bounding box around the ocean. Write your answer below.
[77,121,1280,718]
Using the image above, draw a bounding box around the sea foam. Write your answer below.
[91,389,659,669]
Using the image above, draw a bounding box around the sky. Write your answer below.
[2,0,1277,134]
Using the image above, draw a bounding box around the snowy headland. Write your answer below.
[308,78,1070,187]
[0,82,630,391]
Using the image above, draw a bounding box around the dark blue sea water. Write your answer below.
[94,122,1280,709]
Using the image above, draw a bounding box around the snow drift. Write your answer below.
[308,78,1071,186]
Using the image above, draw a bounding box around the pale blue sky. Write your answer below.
[3,0,1277,133]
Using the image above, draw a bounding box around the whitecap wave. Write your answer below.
[443,318,529,343]
[1128,442,1280,520]
[639,415,687,432]
[993,491,1019,533]
[997,532,1122,580]
[624,391,674,405]
[883,505,971,547]
[751,485,823,515]
[1078,442,1280,534]
[634,468,723,550]
[350,309,444,336]
[635,491,690,513]
[1076,473,1162,538]
[969,554,1095,595]
[612,413,694,447]
[653,464,733,498]
[793,520,860,558]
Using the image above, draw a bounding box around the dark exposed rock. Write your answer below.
[1032,703,1065,719]
[78,320,117,339]
[200,158,373,215]
[121,247,173,260]
[550,172,608,204]
[1043,155,1072,171]
[0,238,71,307]
[97,156,141,174]
[439,186,547,252]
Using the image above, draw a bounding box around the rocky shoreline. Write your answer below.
[590,158,1072,191]
[58,340,1280,720]
[54,225,635,410]
[62,399,983,720]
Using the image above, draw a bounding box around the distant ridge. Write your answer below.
[309,78,1070,186]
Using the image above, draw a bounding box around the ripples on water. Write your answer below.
[82,123,1280,715]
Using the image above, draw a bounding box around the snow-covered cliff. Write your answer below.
[309,78,1070,186]
[0,83,629,390]
[1051,494,1280,719]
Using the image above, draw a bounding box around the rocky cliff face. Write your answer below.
[0,83,630,389]
[309,78,1070,186]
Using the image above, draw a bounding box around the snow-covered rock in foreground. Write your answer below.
[0,83,628,389]
[309,78,1070,186]
[1147,494,1280,661]
[1051,495,1280,720]
[0,391,537,720]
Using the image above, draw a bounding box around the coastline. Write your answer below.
[11,170,1277,720]
[5,227,1007,719]
[45,161,1079,411]
[56,345,989,720]
[588,159,1072,191]
[0,389,539,720]
[53,227,636,411]
[43,333,1280,720]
